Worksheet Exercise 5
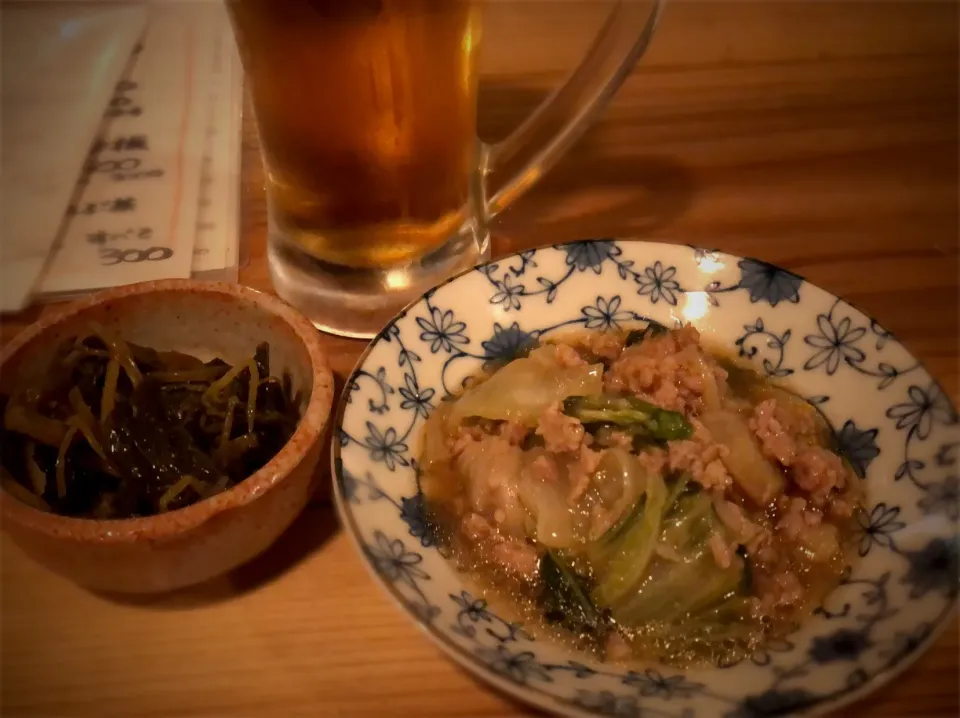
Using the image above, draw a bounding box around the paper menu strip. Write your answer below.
[0,5,148,311]
[223,32,244,272]
[192,24,243,277]
[39,8,218,296]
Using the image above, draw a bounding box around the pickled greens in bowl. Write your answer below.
[0,325,302,519]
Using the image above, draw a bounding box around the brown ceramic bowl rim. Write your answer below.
[0,279,333,543]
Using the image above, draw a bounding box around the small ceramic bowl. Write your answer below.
[333,240,958,717]
[0,280,334,593]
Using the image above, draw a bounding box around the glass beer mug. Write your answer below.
[227,0,664,337]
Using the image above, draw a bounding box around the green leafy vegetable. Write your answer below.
[563,394,693,441]
[659,492,715,554]
[664,472,695,515]
[599,494,646,547]
[518,470,577,548]
[612,547,746,625]
[624,322,668,346]
[592,471,669,607]
[539,551,607,636]
[451,348,604,426]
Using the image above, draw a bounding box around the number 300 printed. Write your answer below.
[99,246,173,265]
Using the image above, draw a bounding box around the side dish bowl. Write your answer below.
[0,280,334,593]
[333,240,958,717]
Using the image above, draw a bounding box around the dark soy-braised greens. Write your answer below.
[0,325,301,519]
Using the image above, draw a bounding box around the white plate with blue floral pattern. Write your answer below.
[332,240,958,718]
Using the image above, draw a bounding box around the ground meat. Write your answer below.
[449,423,487,455]
[754,570,805,616]
[775,496,839,562]
[498,420,529,446]
[714,497,746,534]
[553,342,589,368]
[828,494,856,518]
[713,496,773,564]
[635,448,667,477]
[778,398,818,437]
[750,399,800,466]
[714,498,759,542]
[577,332,625,363]
[595,428,633,450]
[604,326,720,413]
[491,541,540,580]
[701,459,730,490]
[530,454,560,484]
[462,512,495,540]
[462,511,540,579]
[453,434,525,532]
[792,446,847,503]
[747,531,778,565]
[667,420,732,491]
[536,401,585,453]
[579,445,605,474]
[463,512,540,579]
[771,571,804,607]
[776,497,816,541]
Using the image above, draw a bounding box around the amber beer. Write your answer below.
[227,0,481,268]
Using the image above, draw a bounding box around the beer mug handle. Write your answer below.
[481,0,665,219]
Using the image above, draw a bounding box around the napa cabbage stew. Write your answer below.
[418,325,863,668]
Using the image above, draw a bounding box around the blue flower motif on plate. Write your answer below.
[804,314,867,375]
[856,503,906,557]
[887,383,958,441]
[397,374,434,418]
[481,322,539,364]
[477,644,553,685]
[490,274,525,311]
[623,669,704,699]
[635,261,681,306]
[365,531,428,587]
[561,240,619,273]
[918,475,959,521]
[581,295,635,332]
[808,628,872,663]
[452,590,493,625]
[736,258,803,307]
[417,306,469,354]
[833,420,880,478]
[361,422,409,471]
[901,538,959,600]
[399,493,436,548]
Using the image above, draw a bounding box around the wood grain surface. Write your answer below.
[2,2,958,717]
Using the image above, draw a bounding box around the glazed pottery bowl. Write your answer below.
[333,240,958,717]
[0,280,334,593]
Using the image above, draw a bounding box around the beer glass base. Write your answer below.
[267,229,490,340]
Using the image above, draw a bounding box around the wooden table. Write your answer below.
[2,1,958,716]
